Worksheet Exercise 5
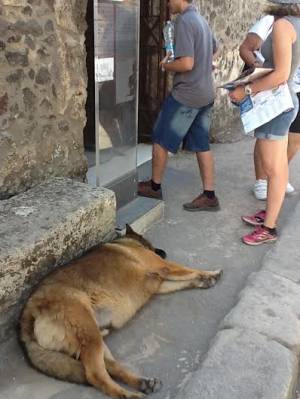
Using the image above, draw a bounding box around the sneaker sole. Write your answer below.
[242,237,277,246]
[183,205,221,212]
[255,196,267,201]
[241,216,263,227]
[255,191,295,200]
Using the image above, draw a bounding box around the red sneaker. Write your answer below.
[242,210,266,226]
[242,225,277,246]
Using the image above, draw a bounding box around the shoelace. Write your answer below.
[254,215,265,223]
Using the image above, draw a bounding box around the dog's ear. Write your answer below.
[125,224,135,235]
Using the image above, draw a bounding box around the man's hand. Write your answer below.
[160,52,172,71]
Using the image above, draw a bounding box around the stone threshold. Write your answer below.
[116,196,164,235]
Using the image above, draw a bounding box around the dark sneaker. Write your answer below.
[242,225,278,246]
[183,193,220,212]
[138,180,163,200]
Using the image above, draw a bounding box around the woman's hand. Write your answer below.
[229,86,246,103]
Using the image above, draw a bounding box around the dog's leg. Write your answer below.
[104,343,162,395]
[80,321,144,399]
[157,260,222,293]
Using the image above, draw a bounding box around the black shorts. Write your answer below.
[290,92,300,133]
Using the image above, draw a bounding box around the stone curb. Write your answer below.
[175,199,300,399]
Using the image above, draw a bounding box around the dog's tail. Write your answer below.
[20,308,87,384]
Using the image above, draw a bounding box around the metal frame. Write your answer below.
[93,0,140,208]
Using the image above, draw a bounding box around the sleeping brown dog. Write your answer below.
[20,225,222,399]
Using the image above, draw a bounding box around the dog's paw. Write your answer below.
[212,269,223,282]
[197,269,223,289]
[139,377,163,394]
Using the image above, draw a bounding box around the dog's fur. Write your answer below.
[20,225,222,399]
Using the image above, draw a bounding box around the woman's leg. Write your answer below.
[257,137,289,228]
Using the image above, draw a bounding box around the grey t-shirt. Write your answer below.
[172,5,216,108]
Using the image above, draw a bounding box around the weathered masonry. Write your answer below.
[0,0,263,203]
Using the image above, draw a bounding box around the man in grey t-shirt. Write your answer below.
[138,0,220,212]
[172,4,216,108]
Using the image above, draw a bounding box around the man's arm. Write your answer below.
[239,33,263,67]
[163,17,194,73]
[162,56,194,73]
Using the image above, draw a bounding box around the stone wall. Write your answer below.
[0,0,265,199]
[196,0,264,142]
[0,0,88,199]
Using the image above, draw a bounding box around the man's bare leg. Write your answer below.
[137,143,168,199]
[152,143,169,184]
[287,132,300,163]
[196,150,215,190]
[183,150,219,211]
[254,139,265,180]
[254,132,300,200]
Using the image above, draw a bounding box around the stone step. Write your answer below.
[0,177,116,343]
[116,196,164,235]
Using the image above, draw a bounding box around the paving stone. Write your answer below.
[222,270,300,353]
[175,328,297,399]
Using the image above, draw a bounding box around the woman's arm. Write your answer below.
[251,18,295,92]
[230,18,296,102]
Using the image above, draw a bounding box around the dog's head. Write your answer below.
[125,224,167,259]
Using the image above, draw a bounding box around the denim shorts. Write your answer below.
[255,90,299,140]
[152,94,213,153]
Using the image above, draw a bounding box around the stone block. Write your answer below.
[175,329,297,399]
[0,177,116,342]
[222,270,300,354]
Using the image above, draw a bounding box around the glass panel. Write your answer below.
[94,0,139,199]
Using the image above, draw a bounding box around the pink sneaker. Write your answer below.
[241,210,266,226]
[242,225,277,246]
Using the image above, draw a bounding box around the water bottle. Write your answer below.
[163,20,175,62]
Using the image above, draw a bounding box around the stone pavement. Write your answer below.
[175,199,300,399]
[1,137,300,399]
